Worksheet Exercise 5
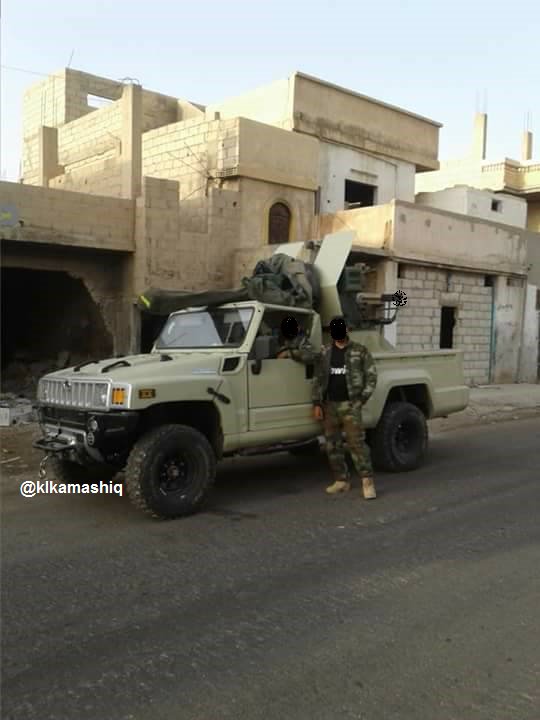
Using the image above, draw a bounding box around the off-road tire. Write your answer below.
[49,456,118,484]
[124,424,216,519]
[370,401,428,472]
[288,439,322,457]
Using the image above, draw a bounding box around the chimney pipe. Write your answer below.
[472,113,488,160]
[521,130,533,162]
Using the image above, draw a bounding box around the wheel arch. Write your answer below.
[382,382,433,418]
[139,401,224,459]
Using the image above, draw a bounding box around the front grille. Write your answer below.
[39,379,109,410]
[40,407,88,428]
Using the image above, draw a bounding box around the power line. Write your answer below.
[1,64,65,79]
[166,149,210,180]
[179,182,208,204]
[180,140,209,175]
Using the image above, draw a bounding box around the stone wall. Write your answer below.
[396,264,492,385]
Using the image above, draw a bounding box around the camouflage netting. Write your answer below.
[138,254,321,316]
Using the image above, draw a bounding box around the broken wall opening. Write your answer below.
[1,268,113,397]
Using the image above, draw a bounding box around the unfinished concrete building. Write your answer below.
[1,68,537,393]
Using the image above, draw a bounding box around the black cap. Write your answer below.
[330,316,347,341]
[281,316,299,340]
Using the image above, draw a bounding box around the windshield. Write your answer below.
[155,307,254,349]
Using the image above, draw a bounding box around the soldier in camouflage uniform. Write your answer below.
[312,316,377,499]
[276,316,314,362]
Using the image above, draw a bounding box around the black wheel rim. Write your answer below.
[393,420,420,457]
[158,453,195,497]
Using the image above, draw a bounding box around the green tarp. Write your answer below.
[138,254,321,316]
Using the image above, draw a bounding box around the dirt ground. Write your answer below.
[0,424,44,478]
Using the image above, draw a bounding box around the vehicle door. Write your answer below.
[247,308,319,432]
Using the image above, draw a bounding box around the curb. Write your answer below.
[429,406,540,434]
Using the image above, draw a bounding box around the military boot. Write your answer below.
[326,479,351,495]
[362,476,376,499]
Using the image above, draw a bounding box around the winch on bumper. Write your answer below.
[33,407,139,465]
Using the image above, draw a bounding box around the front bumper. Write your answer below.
[34,407,140,464]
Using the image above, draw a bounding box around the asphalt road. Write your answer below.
[2,417,540,720]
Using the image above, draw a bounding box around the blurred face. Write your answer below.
[281,316,299,340]
[330,317,347,342]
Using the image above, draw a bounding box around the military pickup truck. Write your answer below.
[34,232,469,519]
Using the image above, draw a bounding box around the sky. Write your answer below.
[1,0,539,180]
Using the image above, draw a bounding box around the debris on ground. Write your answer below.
[0,395,37,427]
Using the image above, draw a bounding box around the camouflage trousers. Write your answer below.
[322,401,373,481]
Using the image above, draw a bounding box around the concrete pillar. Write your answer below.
[121,83,143,199]
[378,259,398,346]
[37,126,60,186]
[472,113,488,160]
[521,131,533,162]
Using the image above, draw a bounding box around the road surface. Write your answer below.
[2,417,539,719]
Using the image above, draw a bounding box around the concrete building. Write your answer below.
[317,201,534,384]
[415,112,540,233]
[414,113,540,380]
[1,68,537,391]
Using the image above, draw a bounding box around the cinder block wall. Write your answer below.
[22,72,67,183]
[49,101,123,195]
[0,181,134,251]
[396,265,492,384]
[142,91,179,132]
[142,117,240,233]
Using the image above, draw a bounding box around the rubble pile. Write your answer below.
[0,395,37,426]
[1,361,55,399]
[1,351,89,403]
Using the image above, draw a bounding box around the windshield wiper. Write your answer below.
[101,360,131,373]
[160,354,173,361]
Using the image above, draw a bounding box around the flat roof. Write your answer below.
[294,72,443,128]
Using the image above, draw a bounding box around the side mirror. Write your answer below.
[252,335,279,361]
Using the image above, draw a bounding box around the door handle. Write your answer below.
[305,364,314,380]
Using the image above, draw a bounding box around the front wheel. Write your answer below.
[49,456,118,484]
[124,424,216,519]
[370,401,428,472]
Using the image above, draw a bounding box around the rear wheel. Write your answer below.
[124,424,216,519]
[370,401,428,472]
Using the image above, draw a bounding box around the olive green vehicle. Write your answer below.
[34,232,469,519]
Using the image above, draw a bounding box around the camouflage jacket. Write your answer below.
[279,335,318,365]
[312,340,377,406]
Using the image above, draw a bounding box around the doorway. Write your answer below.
[440,306,456,349]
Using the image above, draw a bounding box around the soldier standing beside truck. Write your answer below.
[313,316,377,499]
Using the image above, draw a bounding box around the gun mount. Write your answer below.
[337,264,401,330]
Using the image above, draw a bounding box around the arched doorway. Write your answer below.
[268,202,291,245]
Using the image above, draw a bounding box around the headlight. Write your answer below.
[93,384,110,408]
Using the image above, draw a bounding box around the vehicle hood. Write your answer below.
[45,352,225,383]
